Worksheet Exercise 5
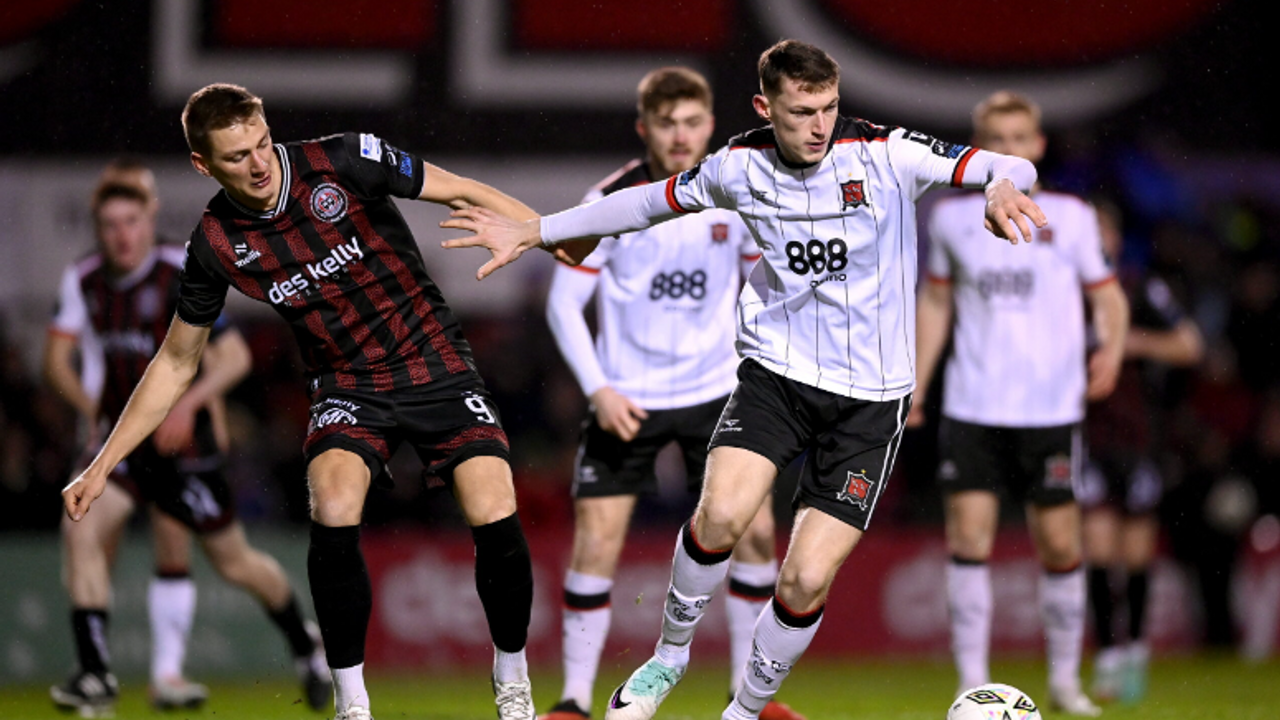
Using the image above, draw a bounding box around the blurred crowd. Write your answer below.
[2,129,1279,651]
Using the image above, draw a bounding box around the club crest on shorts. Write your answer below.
[711,222,729,242]
[840,179,866,210]
[837,469,874,509]
[311,183,348,223]
[1045,453,1073,488]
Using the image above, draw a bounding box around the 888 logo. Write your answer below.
[650,270,708,300]
[785,239,848,275]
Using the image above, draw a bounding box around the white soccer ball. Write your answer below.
[946,683,1041,720]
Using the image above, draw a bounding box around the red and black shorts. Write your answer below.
[304,376,510,487]
[708,359,912,532]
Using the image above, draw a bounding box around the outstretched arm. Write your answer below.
[442,181,677,280]
[62,317,213,520]
[418,161,596,268]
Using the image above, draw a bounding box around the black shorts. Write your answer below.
[109,447,236,535]
[936,417,1080,506]
[1076,449,1163,515]
[708,359,911,532]
[572,395,727,499]
[304,376,510,488]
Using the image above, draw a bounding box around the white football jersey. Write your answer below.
[666,119,987,400]
[925,190,1115,426]
[547,160,760,410]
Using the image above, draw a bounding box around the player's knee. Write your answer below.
[695,505,751,548]
[776,565,831,610]
[308,489,363,525]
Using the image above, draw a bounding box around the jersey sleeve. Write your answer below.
[176,235,231,327]
[337,132,427,200]
[1141,276,1185,329]
[664,149,735,214]
[545,263,609,397]
[1073,202,1115,289]
[49,264,88,337]
[888,128,978,201]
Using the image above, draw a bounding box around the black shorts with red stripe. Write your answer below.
[304,373,510,487]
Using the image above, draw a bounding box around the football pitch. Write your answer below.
[3,655,1277,719]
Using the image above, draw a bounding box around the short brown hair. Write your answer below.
[972,90,1042,131]
[636,67,712,116]
[182,83,265,155]
[758,40,840,96]
[99,157,157,208]
[91,182,151,217]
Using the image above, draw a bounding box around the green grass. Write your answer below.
[4,655,1278,719]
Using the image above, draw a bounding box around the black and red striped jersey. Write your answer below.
[50,244,227,449]
[177,132,476,393]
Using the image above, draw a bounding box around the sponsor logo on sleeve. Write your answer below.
[904,129,969,159]
[359,133,381,160]
[677,161,702,186]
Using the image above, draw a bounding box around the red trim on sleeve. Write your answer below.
[1083,274,1117,291]
[741,254,762,262]
[569,264,602,275]
[950,147,979,187]
[665,175,691,214]
[925,273,953,285]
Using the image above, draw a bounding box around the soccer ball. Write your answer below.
[946,683,1041,720]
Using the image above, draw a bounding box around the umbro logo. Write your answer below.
[720,418,743,433]
[749,188,779,207]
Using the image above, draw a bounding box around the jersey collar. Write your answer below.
[225,144,292,219]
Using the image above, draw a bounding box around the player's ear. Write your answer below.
[635,117,648,143]
[752,94,770,122]
[190,152,211,178]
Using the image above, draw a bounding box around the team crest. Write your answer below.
[1045,453,1073,488]
[711,223,729,242]
[840,179,866,210]
[311,183,348,223]
[1038,226,1054,243]
[837,469,874,510]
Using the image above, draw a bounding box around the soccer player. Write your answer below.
[45,175,330,717]
[910,91,1130,716]
[1079,202,1202,703]
[541,67,801,720]
[60,83,589,720]
[442,40,1046,720]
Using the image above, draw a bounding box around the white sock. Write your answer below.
[732,601,822,716]
[332,663,369,713]
[494,647,529,684]
[947,560,992,690]
[726,560,777,693]
[561,570,613,711]
[658,525,730,661]
[1041,566,1086,691]
[148,575,196,685]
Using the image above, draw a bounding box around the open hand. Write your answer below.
[984,178,1047,245]
[441,207,544,280]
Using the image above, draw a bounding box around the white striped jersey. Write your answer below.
[665,118,994,401]
[546,159,760,410]
[925,190,1115,427]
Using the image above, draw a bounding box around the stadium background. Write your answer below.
[2,0,1280,709]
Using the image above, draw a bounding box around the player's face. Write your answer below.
[96,197,156,274]
[191,114,280,211]
[754,78,840,165]
[637,99,714,177]
[973,111,1045,163]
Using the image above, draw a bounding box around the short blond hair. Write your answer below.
[972,90,1042,132]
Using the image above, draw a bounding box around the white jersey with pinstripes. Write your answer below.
[665,117,986,401]
[925,190,1114,427]
[548,159,760,410]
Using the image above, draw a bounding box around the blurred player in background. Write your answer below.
[45,168,329,717]
[911,91,1129,716]
[60,84,590,720]
[442,40,1046,720]
[1079,201,1203,703]
[541,67,802,720]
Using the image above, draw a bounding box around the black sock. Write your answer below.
[307,524,370,669]
[1127,568,1150,642]
[472,512,533,653]
[1088,566,1116,648]
[268,594,317,658]
[71,609,110,674]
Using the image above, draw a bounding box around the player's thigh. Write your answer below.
[1121,514,1159,568]
[307,448,374,525]
[798,393,912,533]
[776,504,865,612]
[693,446,780,549]
[945,490,1001,560]
[734,500,778,564]
[570,495,638,576]
[1082,504,1121,565]
[1025,500,1082,568]
[451,455,517,526]
[149,505,194,571]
